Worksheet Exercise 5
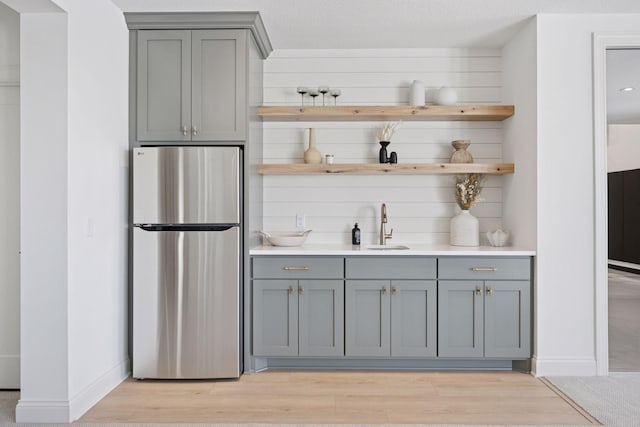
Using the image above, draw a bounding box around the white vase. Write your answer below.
[437,87,458,105]
[409,80,425,106]
[450,209,479,246]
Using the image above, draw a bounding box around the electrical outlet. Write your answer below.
[296,213,306,228]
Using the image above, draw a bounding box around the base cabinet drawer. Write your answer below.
[252,279,344,357]
[253,257,343,279]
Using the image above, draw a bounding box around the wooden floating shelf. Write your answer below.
[258,163,515,175]
[257,105,515,122]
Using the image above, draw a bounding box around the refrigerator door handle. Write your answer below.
[136,224,239,232]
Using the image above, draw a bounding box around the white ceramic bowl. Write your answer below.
[260,230,312,247]
[486,229,510,247]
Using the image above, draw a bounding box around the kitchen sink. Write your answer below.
[365,244,410,250]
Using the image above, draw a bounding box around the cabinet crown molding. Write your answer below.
[124,11,273,59]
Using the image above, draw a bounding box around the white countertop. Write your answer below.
[250,244,535,256]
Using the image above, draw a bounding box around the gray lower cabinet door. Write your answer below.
[252,280,298,357]
[438,280,484,358]
[345,280,390,357]
[137,30,191,142]
[191,30,246,141]
[298,280,344,357]
[484,280,531,358]
[390,280,437,358]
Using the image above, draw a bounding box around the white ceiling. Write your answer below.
[112,0,640,123]
[112,0,640,49]
[607,49,640,124]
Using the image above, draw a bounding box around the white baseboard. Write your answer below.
[531,356,597,376]
[0,354,20,389]
[16,357,130,423]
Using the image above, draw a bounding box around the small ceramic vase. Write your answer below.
[437,87,458,105]
[409,80,425,106]
[450,209,479,246]
[304,128,321,164]
[379,141,390,163]
[450,140,474,163]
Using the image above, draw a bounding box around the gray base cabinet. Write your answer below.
[438,257,531,359]
[252,255,531,366]
[252,257,344,357]
[136,29,246,142]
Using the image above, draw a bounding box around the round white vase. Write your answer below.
[437,87,458,105]
[450,209,479,246]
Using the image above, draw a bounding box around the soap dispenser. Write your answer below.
[352,223,361,245]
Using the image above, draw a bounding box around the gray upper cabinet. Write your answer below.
[136,29,247,142]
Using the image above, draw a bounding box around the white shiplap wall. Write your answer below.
[262,49,503,245]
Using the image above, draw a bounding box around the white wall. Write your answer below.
[0,2,20,389]
[608,124,640,172]
[534,13,640,376]
[11,0,129,422]
[262,49,506,245]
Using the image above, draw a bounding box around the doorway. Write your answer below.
[594,35,640,376]
[605,48,640,372]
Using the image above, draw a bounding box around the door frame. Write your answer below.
[593,32,640,376]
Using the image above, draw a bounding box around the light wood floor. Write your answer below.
[80,371,599,425]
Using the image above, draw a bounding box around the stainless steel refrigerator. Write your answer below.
[132,146,241,379]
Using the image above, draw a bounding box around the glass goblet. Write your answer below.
[330,88,342,106]
[318,86,330,106]
[296,86,308,106]
[308,89,320,106]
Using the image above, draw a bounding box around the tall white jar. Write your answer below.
[450,209,479,246]
[409,80,425,106]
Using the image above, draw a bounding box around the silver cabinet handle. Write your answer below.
[486,287,493,296]
[283,266,309,271]
[192,126,198,136]
[382,286,388,295]
[289,286,296,294]
[475,287,483,295]
[392,287,398,295]
[471,267,497,272]
[299,286,304,295]
[181,125,188,136]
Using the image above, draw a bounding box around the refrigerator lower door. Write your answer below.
[133,226,240,379]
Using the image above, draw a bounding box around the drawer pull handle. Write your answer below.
[471,267,497,272]
[283,266,309,271]
[475,287,483,295]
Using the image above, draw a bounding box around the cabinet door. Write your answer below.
[484,281,530,358]
[298,280,344,357]
[192,30,246,141]
[252,280,298,356]
[390,280,437,358]
[137,30,191,141]
[438,280,484,358]
[345,280,390,357]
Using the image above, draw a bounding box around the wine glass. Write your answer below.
[318,86,330,106]
[296,86,308,106]
[330,89,341,106]
[308,88,319,106]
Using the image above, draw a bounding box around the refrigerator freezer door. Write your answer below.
[133,146,240,225]
[133,226,240,379]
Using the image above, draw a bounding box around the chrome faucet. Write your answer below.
[379,203,393,245]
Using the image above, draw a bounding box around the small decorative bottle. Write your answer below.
[304,128,322,164]
[352,223,361,245]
